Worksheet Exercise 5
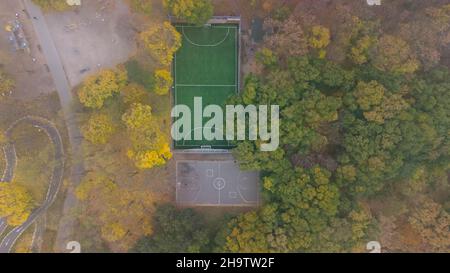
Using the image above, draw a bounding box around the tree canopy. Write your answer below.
[0,183,34,226]
[78,69,127,109]
[163,0,214,25]
[139,22,182,67]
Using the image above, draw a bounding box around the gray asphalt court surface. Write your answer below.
[176,160,259,206]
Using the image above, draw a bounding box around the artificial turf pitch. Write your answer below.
[173,24,239,149]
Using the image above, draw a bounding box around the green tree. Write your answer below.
[129,0,152,16]
[133,204,210,252]
[32,0,71,11]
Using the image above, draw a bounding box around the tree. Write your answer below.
[256,48,277,67]
[409,198,450,252]
[163,0,213,25]
[0,183,34,226]
[139,22,181,66]
[81,114,116,145]
[353,81,385,111]
[32,0,71,11]
[129,0,152,16]
[0,131,7,145]
[122,103,172,169]
[398,4,450,70]
[263,16,309,60]
[153,69,173,95]
[345,17,379,65]
[350,35,375,65]
[133,204,210,253]
[75,173,156,247]
[78,69,127,109]
[363,93,409,124]
[0,70,14,99]
[309,25,330,58]
[121,83,148,105]
[122,103,154,131]
[373,35,420,74]
[223,205,279,253]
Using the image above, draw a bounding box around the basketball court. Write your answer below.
[176,160,259,206]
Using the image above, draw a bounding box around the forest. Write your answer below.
[9,0,448,253]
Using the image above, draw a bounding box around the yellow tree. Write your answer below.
[81,114,117,145]
[78,69,127,109]
[154,69,173,95]
[75,173,156,246]
[350,35,376,65]
[0,131,7,145]
[122,103,172,169]
[0,183,34,226]
[0,70,14,99]
[309,25,331,58]
[139,22,181,66]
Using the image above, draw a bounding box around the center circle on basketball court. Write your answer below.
[213,177,226,190]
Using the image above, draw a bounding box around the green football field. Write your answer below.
[173,24,239,149]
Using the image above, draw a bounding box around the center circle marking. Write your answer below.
[213,177,226,190]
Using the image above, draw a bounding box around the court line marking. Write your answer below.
[176,160,258,205]
[182,26,232,47]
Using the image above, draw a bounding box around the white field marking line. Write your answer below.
[174,51,178,141]
[217,162,221,204]
[236,168,258,204]
[234,26,239,89]
[182,26,231,47]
